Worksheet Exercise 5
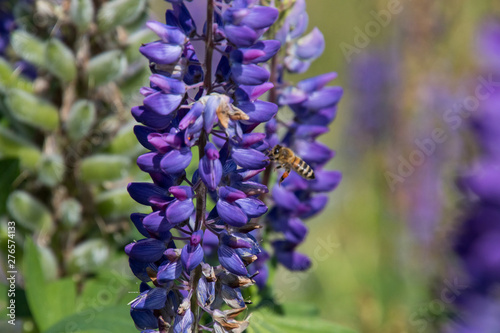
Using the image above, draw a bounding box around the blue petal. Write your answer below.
[297,72,338,93]
[199,156,223,191]
[146,21,186,45]
[231,63,270,86]
[125,238,167,262]
[173,309,194,333]
[216,200,248,227]
[224,24,258,47]
[302,86,343,110]
[150,74,186,94]
[160,147,192,174]
[218,244,248,276]
[130,309,158,330]
[231,148,268,169]
[181,243,204,272]
[131,288,167,310]
[127,182,170,207]
[235,198,267,218]
[166,199,194,224]
[294,27,325,60]
[140,41,183,64]
[144,91,183,116]
[131,213,150,238]
[271,185,301,211]
[157,260,183,283]
[143,211,175,235]
[129,258,157,283]
[238,101,278,124]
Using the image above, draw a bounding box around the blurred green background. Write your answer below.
[1,0,500,332]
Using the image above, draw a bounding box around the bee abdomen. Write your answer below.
[293,157,315,180]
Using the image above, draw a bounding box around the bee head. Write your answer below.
[273,145,281,155]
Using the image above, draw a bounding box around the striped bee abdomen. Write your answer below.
[292,156,315,180]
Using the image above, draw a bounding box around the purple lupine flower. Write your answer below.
[126,1,280,331]
[253,0,342,278]
[444,19,500,333]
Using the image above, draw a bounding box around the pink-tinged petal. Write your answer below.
[168,185,194,200]
[297,72,338,93]
[218,244,248,276]
[205,143,220,160]
[125,238,167,262]
[231,49,266,64]
[144,91,183,116]
[216,200,248,227]
[147,133,170,153]
[231,148,268,169]
[149,74,186,94]
[294,27,325,60]
[157,260,183,283]
[191,230,203,246]
[166,199,194,224]
[160,147,192,174]
[235,198,267,218]
[271,185,301,211]
[235,83,274,102]
[218,186,246,202]
[146,21,186,45]
[181,243,204,272]
[140,41,183,64]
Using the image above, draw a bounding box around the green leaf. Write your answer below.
[107,123,144,156]
[0,159,20,215]
[10,31,47,68]
[125,29,156,63]
[38,154,65,187]
[45,38,77,82]
[68,239,110,274]
[60,198,82,228]
[96,188,146,219]
[44,305,132,333]
[66,99,96,141]
[24,239,77,332]
[97,0,147,31]
[79,154,131,182]
[7,191,53,233]
[70,0,95,32]
[0,58,34,93]
[87,50,127,87]
[248,308,357,333]
[5,89,59,131]
[0,127,42,170]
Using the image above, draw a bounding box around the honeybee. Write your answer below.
[268,145,315,185]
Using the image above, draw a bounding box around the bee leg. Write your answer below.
[279,169,290,186]
[274,165,282,170]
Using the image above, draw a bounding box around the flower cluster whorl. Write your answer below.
[445,20,500,332]
[259,0,342,281]
[125,0,281,331]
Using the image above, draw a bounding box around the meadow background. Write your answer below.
[1,0,500,332]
